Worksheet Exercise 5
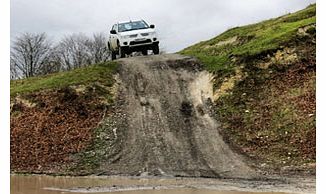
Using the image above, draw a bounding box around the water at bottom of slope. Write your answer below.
[11,174,294,194]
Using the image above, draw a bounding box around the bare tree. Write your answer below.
[87,33,110,63]
[56,33,92,71]
[37,50,62,75]
[10,59,19,80]
[10,32,111,78]
[10,33,52,78]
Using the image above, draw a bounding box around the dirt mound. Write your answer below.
[96,54,256,179]
[11,54,258,179]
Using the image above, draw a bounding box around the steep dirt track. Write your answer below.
[104,54,256,179]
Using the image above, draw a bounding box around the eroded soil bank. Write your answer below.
[10,54,315,194]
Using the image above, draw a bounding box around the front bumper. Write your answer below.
[121,37,158,47]
[121,41,159,53]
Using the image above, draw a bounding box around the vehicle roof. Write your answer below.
[116,19,146,24]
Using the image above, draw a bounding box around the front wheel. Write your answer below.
[119,46,126,58]
[111,51,117,60]
[108,42,117,60]
[141,50,148,56]
[153,44,159,55]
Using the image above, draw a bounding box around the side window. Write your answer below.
[111,24,117,32]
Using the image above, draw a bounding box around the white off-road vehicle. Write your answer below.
[108,20,160,60]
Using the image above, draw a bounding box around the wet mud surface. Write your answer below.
[11,174,315,194]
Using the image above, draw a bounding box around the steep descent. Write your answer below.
[102,54,256,179]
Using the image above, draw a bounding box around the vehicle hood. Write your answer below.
[120,28,156,36]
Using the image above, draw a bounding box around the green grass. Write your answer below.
[180,4,316,75]
[10,61,118,97]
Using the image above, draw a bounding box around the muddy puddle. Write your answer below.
[10,174,298,194]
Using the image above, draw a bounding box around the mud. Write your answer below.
[95,54,256,179]
[11,174,315,194]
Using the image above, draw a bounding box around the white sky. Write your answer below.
[11,0,316,52]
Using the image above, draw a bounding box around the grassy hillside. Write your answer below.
[180,4,316,172]
[181,4,315,79]
[11,62,118,97]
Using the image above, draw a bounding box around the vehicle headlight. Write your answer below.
[121,35,130,39]
[142,32,155,37]
[149,32,156,36]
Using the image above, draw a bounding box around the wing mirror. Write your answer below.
[150,24,155,29]
[110,30,117,34]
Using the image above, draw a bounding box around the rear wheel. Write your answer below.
[153,44,159,55]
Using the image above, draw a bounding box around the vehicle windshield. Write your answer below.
[118,21,149,32]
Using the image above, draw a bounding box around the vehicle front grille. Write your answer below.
[141,33,149,36]
[129,34,138,38]
[130,39,152,45]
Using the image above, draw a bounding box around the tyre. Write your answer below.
[153,44,159,55]
[111,51,117,60]
[141,50,148,56]
[119,47,126,58]
[108,43,117,60]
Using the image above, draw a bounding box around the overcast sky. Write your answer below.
[11,0,315,52]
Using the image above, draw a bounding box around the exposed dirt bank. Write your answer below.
[11,54,314,181]
[10,86,110,173]
[10,54,315,194]
[180,4,316,174]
